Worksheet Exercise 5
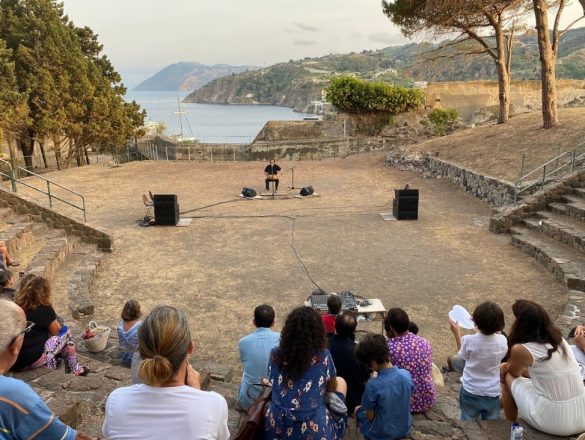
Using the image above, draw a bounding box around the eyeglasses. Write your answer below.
[8,321,34,347]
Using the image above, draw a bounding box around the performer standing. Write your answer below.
[264,159,282,193]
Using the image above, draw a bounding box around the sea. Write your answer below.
[124,91,305,144]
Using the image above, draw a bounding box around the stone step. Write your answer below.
[509,225,585,291]
[26,232,82,282]
[572,187,585,199]
[0,206,14,221]
[559,194,585,221]
[51,242,100,323]
[548,202,568,216]
[67,250,105,319]
[523,211,585,255]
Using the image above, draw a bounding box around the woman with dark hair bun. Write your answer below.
[103,305,229,439]
[264,306,348,439]
[501,299,585,436]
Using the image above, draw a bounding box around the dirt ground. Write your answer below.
[11,155,567,373]
[407,107,585,182]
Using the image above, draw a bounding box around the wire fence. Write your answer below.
[2,150,114,177]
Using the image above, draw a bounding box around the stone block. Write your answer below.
[104,366,131,382]
[35,370,72,390]
[66,375,104,392]
[46,395,82,428]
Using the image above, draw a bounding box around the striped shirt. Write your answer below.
[0,375,76,439]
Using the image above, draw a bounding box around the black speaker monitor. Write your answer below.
[393,189,418,220]
[153,194,179,226]
[242,187,257,198]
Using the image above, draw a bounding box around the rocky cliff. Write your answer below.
[183,64,326,112]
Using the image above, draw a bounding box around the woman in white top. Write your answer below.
[500,300,585,436]
[103,305,229,440]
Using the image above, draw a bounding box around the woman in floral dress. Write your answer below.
[264,306,348,439]
[385,308,436,413]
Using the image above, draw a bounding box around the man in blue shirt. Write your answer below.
[237,304,280,410]
[355,333,413,440]
[0,300,95,440]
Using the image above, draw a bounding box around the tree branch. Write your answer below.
[552,0,565,53]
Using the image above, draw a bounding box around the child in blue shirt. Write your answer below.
[355,333,413,440]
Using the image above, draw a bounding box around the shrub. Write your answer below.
[326,76,424,115]
[427,108,459,136]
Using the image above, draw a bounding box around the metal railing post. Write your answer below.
[47,181,52,208]
[166,146,169,161]
[82,196,87,223]
[542,165,547,191]
[188,146,191,161]
[233,146,236,162]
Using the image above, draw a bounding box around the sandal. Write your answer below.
[8,261,19,267]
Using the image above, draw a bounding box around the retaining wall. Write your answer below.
[386,148,516,207]
[0,188,114,251]
[427,79,585,121]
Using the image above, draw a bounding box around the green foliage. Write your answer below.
[326,76,424,114]
[0,0,144,168]
[427,108,459,136]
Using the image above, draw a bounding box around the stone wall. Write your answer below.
[254,120,344,142]
[426,79,585,121]
[387,147,516,206]
[145,136,388,162]
[489,169,585,233]
[0,188,113,251]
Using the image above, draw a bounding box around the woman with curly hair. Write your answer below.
[12,276,88,375]
[264,306,347,439]
[500,299,585,436]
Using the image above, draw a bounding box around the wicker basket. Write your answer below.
[83,321,111,353]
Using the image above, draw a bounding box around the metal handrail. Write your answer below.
[0,158,87,222]
[514,141,585,204]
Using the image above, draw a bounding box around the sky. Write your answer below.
[61,0,585,88]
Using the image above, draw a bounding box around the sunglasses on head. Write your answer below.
[8,321,34,347]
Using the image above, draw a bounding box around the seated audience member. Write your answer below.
[12,276,88,375]
[501,300,585,436]
[0,270,15,300]
[328,311,369,414]
[117,299,142,367]
[237,304,280,410]
[355,333,413,440]
[265,306,348,439]
[103,305,229,440]
[450,302,507,420]
[0,300,95,440]
[385,308,436,413]
[0,241,19,268]
[570,325,585,381]
[322,293,342,336]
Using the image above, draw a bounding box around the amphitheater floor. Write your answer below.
[15,155,567,371]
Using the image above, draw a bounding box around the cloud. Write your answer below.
[293,39,318,46]
[368,32,403,44]
[293,22,318,32]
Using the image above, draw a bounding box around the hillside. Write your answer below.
[184,27,585,109]
[401,107,585,182]
[133,62,257,91]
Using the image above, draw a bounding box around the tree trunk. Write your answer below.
[84,148,90,165]
[494,24,511,124]
[75,146,81,167]
[39,142,48,168]
[18,129,35,171]
[533,0,558,128]
[53,138,62,170]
